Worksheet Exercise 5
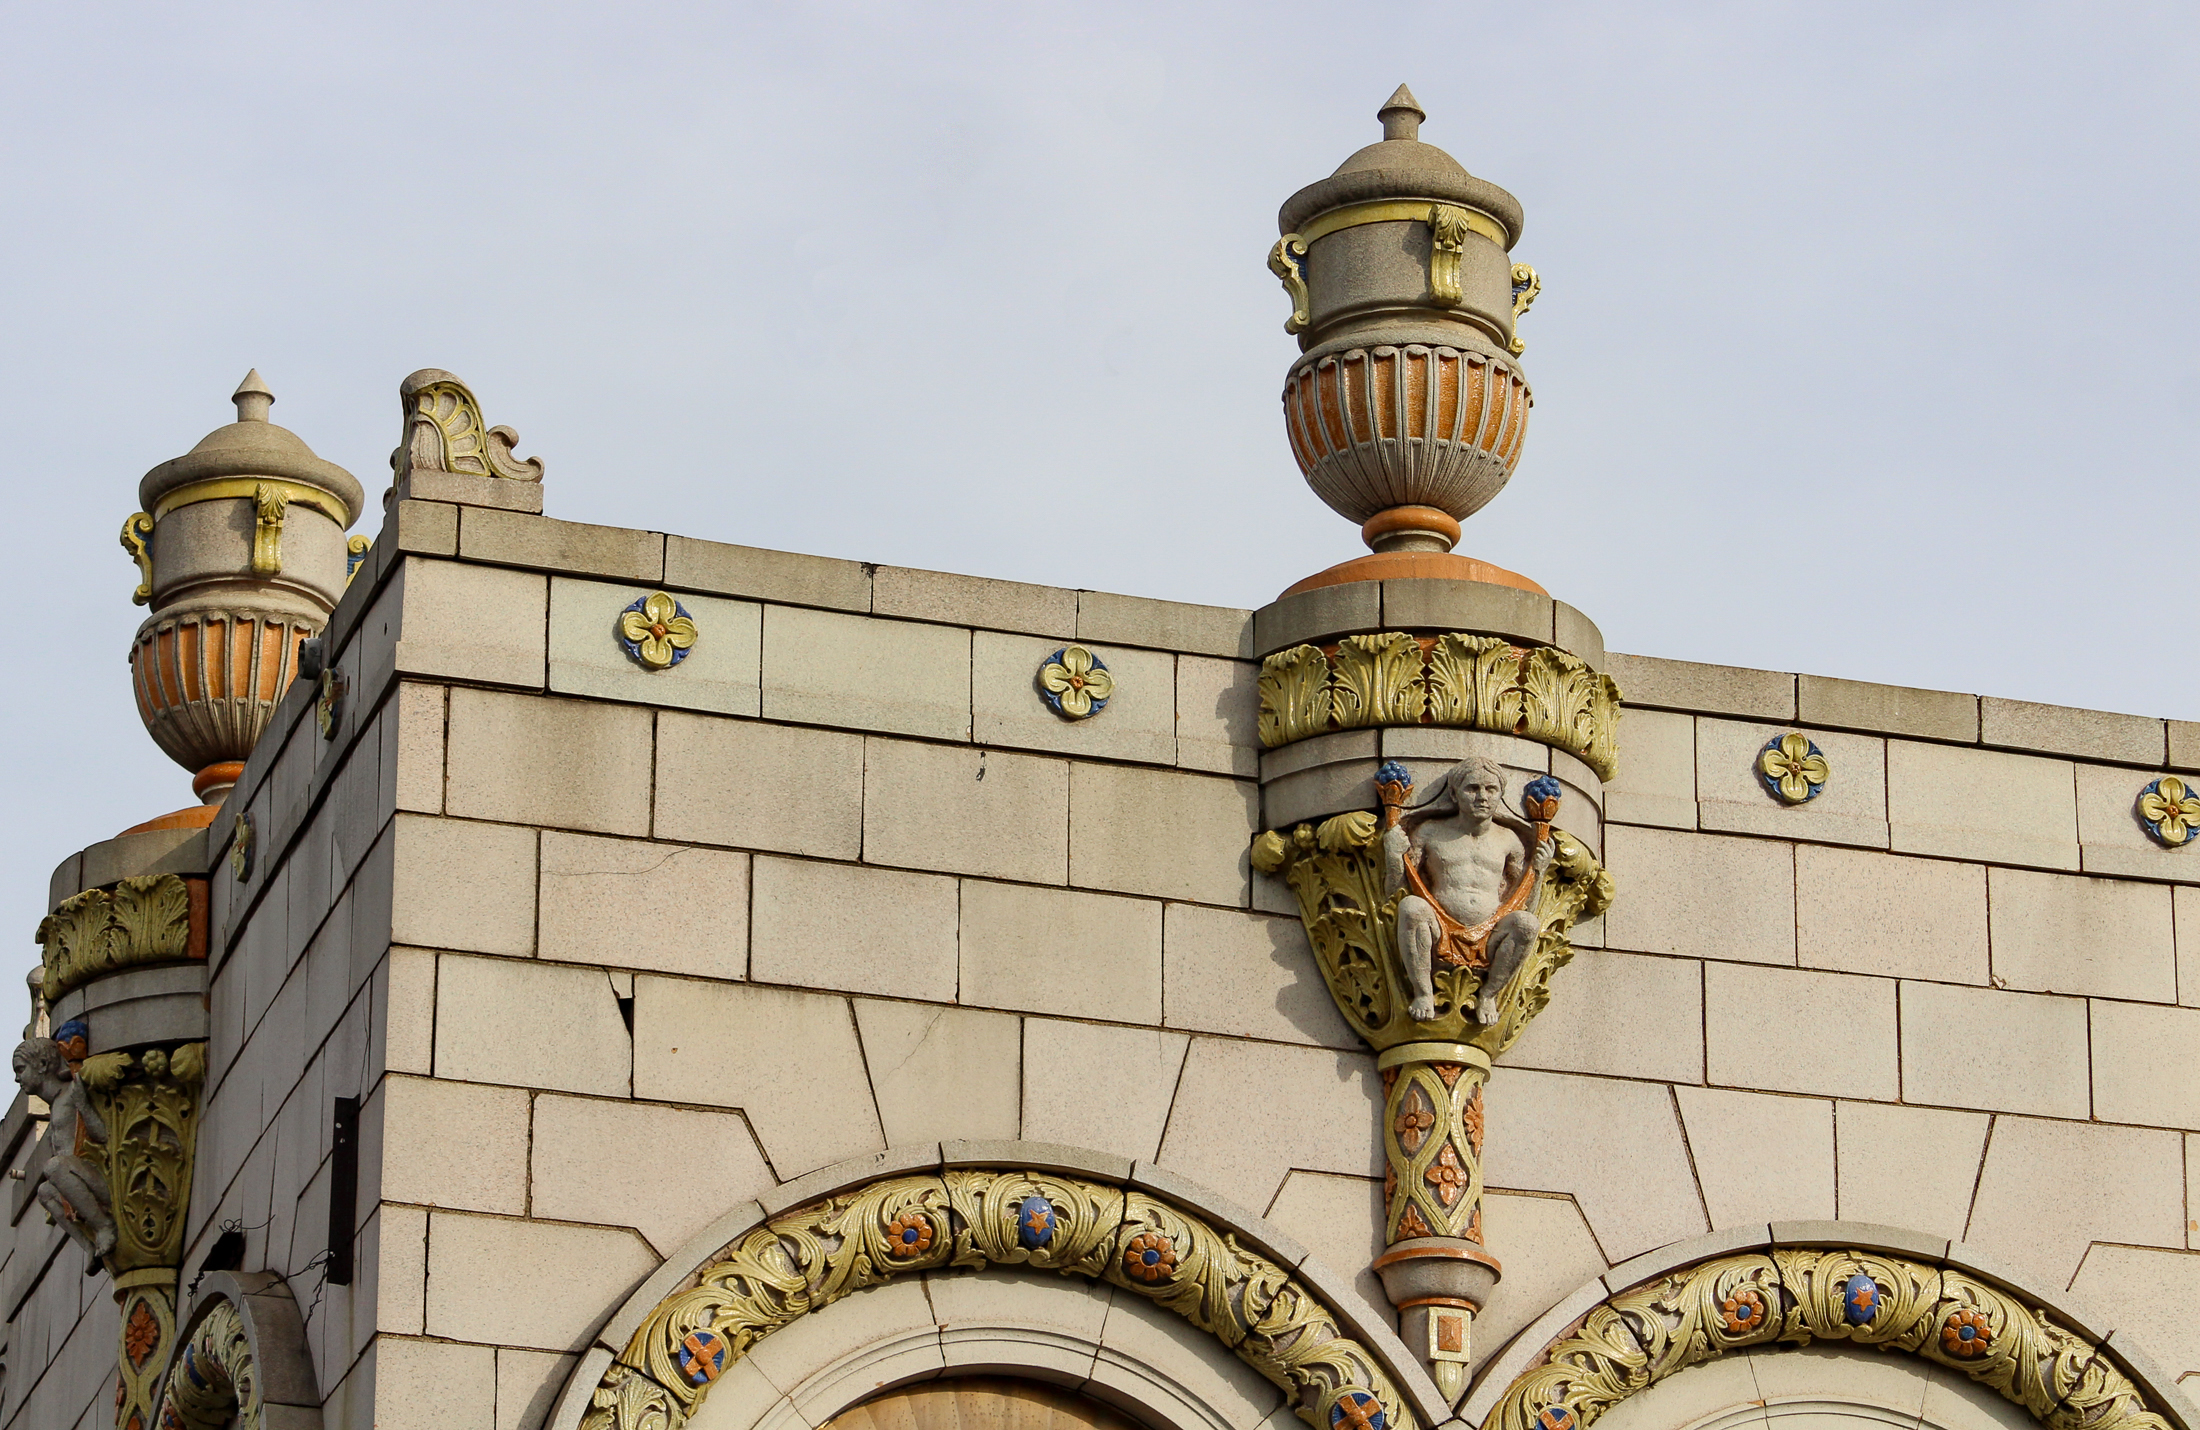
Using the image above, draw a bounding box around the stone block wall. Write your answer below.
[6,502,2198,1428]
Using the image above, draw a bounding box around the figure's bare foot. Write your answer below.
[1474,995,1500,1024]
[1407,995,1437,1021]
[91,1227,115,1259]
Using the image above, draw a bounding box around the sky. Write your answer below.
[3,2,2197,984]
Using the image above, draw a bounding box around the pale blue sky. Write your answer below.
[4,2,2195,981]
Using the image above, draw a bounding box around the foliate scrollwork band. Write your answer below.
[587,1170,1418,1430]
[1486,1250,2174,1430]
[37,874,199,1003]
[1258,632,1621,782]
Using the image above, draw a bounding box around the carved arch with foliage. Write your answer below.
[154,1270,321,1430]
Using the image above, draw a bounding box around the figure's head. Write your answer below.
[11,1038,67,1096]
[1443,756,1507,823]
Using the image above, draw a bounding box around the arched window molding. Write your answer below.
[153,1269,321,1430]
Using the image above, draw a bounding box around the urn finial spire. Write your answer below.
[231,368,274,424]
[1378,83,1424,140]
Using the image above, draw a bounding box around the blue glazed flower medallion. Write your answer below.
[617,592,699,670]
[678,1329,727,1385]
[1843,1272,1881,1325]
[1038,646,1114,719]
[1015,1194,1057,1249]
[1330,1390,1386,1430]
[1536,1406,1576,1430]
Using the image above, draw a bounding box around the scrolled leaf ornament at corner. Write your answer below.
[588,1169,1418,1430]
[1270,233,1311,335]
[1757,731,1829,805]
[1508,263,1541,355]
[121,511,156,606]
[1038,644,1114,720]
[1485,1250,2177,1430]
[2135,775,2200,847]
[617,592,699,671]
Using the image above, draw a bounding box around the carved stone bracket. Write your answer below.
[1259,632,1621,781]
[37,875,205,1005]
[587,1169,1418,1430]
[1252,792,1613,1399]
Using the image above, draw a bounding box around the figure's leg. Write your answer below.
[1475,913,1541,1023]
[48,1167,115,1259]
[1398,896,1440,1021]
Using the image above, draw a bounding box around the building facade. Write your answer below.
[4,89,2194,1430]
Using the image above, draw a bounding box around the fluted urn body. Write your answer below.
[1271,89,1536,559]
[123,373,363,812]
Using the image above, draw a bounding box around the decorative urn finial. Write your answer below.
[1269,88,1542,595]
[118,372,364,826]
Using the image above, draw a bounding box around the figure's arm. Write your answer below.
[71,1090,106,1146]
[1381,823,1411,896]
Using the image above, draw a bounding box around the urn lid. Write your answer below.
[138,370,364,523]
[1277,85,1524,249]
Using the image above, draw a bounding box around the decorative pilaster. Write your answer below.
[79,1042,206,1430]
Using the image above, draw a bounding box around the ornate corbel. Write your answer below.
[248,482,288,576]
[120,512,155,606]
[1270,234,1312,335]
[1508,264,1541,356]
[80,1042,208,1430]
[1427,205,1474,307]
[1253,750,1615,1400]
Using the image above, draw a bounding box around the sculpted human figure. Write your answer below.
[1380,756,1554,1023]
[12,1036,115,1269]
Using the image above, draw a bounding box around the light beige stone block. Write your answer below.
[633,978,883,1175]
[1603,827,1795,966]
[1079,589,1254,660]
[927,1267,1112,1382]
[1606,653,1794,721]
[540,832,750,980]
[1262,1171,1390,1326]
[1252,583,1381,658]
[393,682,445,814]
[497,1348,580,1430]
[873,565,1077,636]
[1887,741,2079,870]
[386,948,437,1075]
[1695,719,1888,848]
[435,953,632,1098]
[1751,1346,1935,1420]
[1676,1087,1834,1226]
[1962,1116,2184,1289]
[445,687,654,836]
[2180,888,2200,1009]
[1981,696,2164,766]
[1070,763,1256,905]
[1796,844,1989,985]
[2091,1000,2200,1129]
[1797,674,1978,744]
[1472,1193,1609,1377]
[961,881,1161,1023]
[2191,1134,2199,1250]
[394,559,548,689]
[1021,1020,1187,1164]
[1505,948,1704,1084]
[1155,1039,1380,1213]
[375,1337,497,1430]
[531,1094,774,1255]
[1601,709,1695,829]
[1833,1100,1990,1241]
[655,714,864,860]
[2077,763,2200,884]
[2069,1246,2200,1379]
[750,857,958,1002]
[1176,655,1260,779]
[854,1001,1022,1146]
[1705,964,1897,1100]
[762,605,972,741]
[1899,981,2089,1118]
[377,1203,430,1334]
[1483,1066,1709,1261]
[424,1210,658,1352]
[1988,867,2175,1002]
[746,1274,942,1411]
[380,1075,529,1215]
[665,535,872,614]
[390,815,537,957]
[973,632,1176,764]
[864,739,1068,884]
[460,507,665,582]
[548,576,762,717]
[1381,578,1554,646]
[1160,904,1356,1050]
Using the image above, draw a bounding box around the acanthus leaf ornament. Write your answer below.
[249,481,288,576]
[1038,645,1114,720]
[1427,204,1473,307]
[396,368,543,483]
[617,592,699,671]
[1757,732,1829,805]
[2135,775,2200,847]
